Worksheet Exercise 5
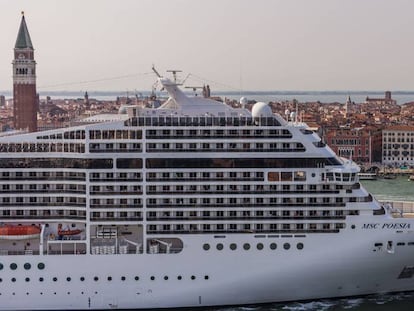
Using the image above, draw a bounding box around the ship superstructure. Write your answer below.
[0,76,414,310]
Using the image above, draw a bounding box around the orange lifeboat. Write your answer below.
[0,225,41,240]
[57,224,82,236]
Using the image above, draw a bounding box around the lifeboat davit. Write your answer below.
[0,225,41,240]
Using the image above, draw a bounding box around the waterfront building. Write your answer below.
[382,125,414,167]
[365,91,397,106]
[12,13,38,132]
[324,126,382,164]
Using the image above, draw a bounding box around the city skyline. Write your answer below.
[1,0,414,93]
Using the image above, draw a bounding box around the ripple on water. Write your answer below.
[213,292,414,311]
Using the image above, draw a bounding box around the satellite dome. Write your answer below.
[118,105,128,114]
[252,102,273,118]
[239,97,248,105]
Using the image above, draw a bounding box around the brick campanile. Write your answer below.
[12,12,38,132]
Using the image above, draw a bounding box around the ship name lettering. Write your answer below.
[382,223,411,229]
[362,223,380,229]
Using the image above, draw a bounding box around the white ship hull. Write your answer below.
[1,221,414,310]
[1,74,414,309]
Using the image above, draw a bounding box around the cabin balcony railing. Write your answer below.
[146,148,306,153]
[0,215,86,220]
[90,191,143,196]
[146,229,341,235]
[90,217,143,221]
[146,216,347,221]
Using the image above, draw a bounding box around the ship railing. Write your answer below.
[125,116,282,127]
[90,191,143,195]
[90,179,143,182]
[145,148,306,153]
[47,250,87,255]
[0,250,40,256]
[146,216,347,221]
[146,202,347,208]
[381,201,414,218]
[146,229,341,235]
[90,148,142,153]
[0,215,86,220]
[90,217,143,221]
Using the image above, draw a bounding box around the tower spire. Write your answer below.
[15,12,33,49]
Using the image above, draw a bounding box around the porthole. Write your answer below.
[37,263,45,270]
[256,243,264,250]
[121,276,126,281]
[216,243,224,250]
[351,225,356,229]
[53,277,58,282]
[203,243,210,251]
[164,276,168,280]
[67,277,71,282]
[177,276,182,280]
[150,276,155,281]
[80,277,85,281]
[24,263,31,270]
[11,278,16,282]
[270,243,277,250]
[191,275,196,280]
[134,276,139,281]
[0,278,2,282]
[243,243,250,250]
[25,277,30,282]
[107,276,112,281]
[297,243,304,250]
[40,292,43,295]
[94,277,99,282]
[311,173,316,177]
[204,275,209,280]
[0,263,3,270]
[39,277,44,282]
[26,292,29,295]
[10,263,17,270]
[230,243,237,250]
[283,243,290,250]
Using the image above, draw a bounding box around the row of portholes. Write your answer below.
[0,275,209,283]
[203,242,304,251]
[0,291,99,296]
[0,262,45,271]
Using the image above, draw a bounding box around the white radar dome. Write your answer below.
[118,106,128,114]
[251,102,273,118]
[239,97,248,105]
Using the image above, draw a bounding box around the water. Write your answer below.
[361,175,414,202]
[2,91,414,105]
[212,177,414,311]
[207,292,414,310]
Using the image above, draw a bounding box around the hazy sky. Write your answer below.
[1,0,414,93]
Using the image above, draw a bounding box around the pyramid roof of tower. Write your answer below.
[15,15,33,49]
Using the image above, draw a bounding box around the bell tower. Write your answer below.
[12,12,38,132]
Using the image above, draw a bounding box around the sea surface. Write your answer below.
[2,91,414,105]
[207,177,414,311]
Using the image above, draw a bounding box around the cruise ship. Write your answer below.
[1,73,414,310]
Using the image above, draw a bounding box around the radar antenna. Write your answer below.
[167,70,182,84]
